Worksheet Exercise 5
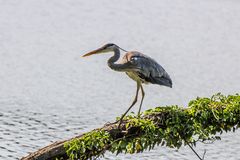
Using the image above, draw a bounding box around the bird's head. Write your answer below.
[82,43,127,57]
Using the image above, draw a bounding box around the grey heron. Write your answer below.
[82,43,172,127]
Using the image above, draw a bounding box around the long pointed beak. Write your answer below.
[82,47,105,57]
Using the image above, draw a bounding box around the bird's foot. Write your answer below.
[137,113,141,119]
[116,118,125,129]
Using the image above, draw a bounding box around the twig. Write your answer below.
[202,149,207,160]
[185,141,202,160]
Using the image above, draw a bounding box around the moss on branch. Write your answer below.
[63,93,240,160]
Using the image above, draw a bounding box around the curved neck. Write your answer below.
[107,47,121,71]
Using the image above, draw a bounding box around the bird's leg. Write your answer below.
[118,82,140,128]
[138,84,145,117]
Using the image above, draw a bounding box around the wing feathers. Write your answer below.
[126,52,172,88]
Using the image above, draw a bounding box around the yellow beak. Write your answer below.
[82,47,105,57]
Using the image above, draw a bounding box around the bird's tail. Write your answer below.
[155,76,172,88]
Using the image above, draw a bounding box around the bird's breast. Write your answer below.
[126,71,148,84]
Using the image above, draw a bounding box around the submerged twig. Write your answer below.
[21,93,240,160]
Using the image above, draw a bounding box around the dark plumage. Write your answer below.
[82,43,172,127]
[121,52,172,88]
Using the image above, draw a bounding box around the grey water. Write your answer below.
[0,0,240,159]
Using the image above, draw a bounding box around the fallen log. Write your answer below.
[21,93,240,160]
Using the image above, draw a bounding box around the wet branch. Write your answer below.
[21,93,240,160]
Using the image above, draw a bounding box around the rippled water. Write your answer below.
[0,0,240,159]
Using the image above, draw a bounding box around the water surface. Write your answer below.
[0,0,240,159]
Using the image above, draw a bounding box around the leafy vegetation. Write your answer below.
[64,93,240,160]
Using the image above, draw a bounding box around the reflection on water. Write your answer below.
[0,0,240,159]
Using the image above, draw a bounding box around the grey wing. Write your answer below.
[127,52,172,88]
